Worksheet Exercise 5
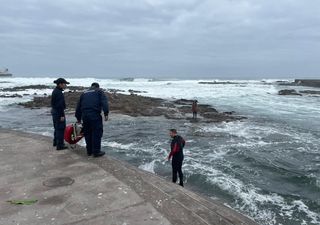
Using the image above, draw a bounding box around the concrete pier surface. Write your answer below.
[0,129,257,225]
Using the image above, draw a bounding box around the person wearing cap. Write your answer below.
[51,78,69,150]
[166,129,185,187]
[75,82,109,157]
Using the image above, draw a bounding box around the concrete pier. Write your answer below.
[0,129,257,225]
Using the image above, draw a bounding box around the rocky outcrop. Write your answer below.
[198,81,239,85]
[278,89,302,96]
[295,79,320,88]
[0,94,23,98]
[0,85,89,92]
[278,89,320,96]
[128,89,148,94]
[299,90,320,95]
[18,87,246,123]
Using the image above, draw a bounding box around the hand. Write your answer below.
[60,117,65,122]
[104,115,109,121]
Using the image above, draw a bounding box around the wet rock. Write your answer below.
[299,90,320,95]
[198,81,239,85]
[223,111,235,115]
[174,99,194,105]
[1,85,89,92]
[18,87,245,123]
[1,85,52,92]
[66,86,89,91]
[128,89,148,94]
[294,79,320,88]
[278,89,302,96]
[0,94,23,98]
[120,78,134,81]
[108,88,125,93]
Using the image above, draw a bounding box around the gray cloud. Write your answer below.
[0,0,319,78]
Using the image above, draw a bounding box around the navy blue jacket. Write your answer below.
[51,87,66,117]
[75,88,109,121]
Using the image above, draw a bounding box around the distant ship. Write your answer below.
[0,68,13,77]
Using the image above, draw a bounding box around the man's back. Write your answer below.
[75,88,109,120]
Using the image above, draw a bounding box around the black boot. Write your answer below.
[93,151,105,157]
[56,146,68,150]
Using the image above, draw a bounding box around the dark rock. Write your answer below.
[1,85,52,92]
[223,111,235,115]
[278,89,302,96]
[128,89,148,94]
[120,78,134,82]
[66,86,89,91]
[1,85,89,92]
[108,88,125,93]
[299,90,320,95]
[198,81,239,85]
[295,79,320,88]
[0,94,23,98]
[18,88,245,123]
[174,99,194,105]
[276,81,296,86]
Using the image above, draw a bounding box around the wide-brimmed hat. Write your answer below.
[54,78,70,84]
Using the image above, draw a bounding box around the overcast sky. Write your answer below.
[1,0,319,79]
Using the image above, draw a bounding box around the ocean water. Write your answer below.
[0,77,319,225]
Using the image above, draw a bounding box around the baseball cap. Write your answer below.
[54,78,70,84]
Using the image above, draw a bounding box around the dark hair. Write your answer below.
[169,129,177,134]
[91,82,100,88]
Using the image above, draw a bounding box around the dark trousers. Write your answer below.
[52,114,66,148]
[82,115,103,155]
[193,112,197,119]
[172,155,184,186]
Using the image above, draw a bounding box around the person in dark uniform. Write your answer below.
[51,78,69,150]
[75,83,109,157]
[166,129,185,187]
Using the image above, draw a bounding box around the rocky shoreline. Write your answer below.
[278,89,320,96]
[8,85,246,123]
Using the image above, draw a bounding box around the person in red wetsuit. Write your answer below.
[167,129,185,187]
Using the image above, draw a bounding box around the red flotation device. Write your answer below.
[64,123,84,144]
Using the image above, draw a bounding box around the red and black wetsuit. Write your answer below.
[169,135,185,186]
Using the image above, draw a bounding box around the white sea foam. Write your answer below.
[101,141,136,150]
[291,200,320,224]
[138,160,156,173]
[188,161,320,225]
